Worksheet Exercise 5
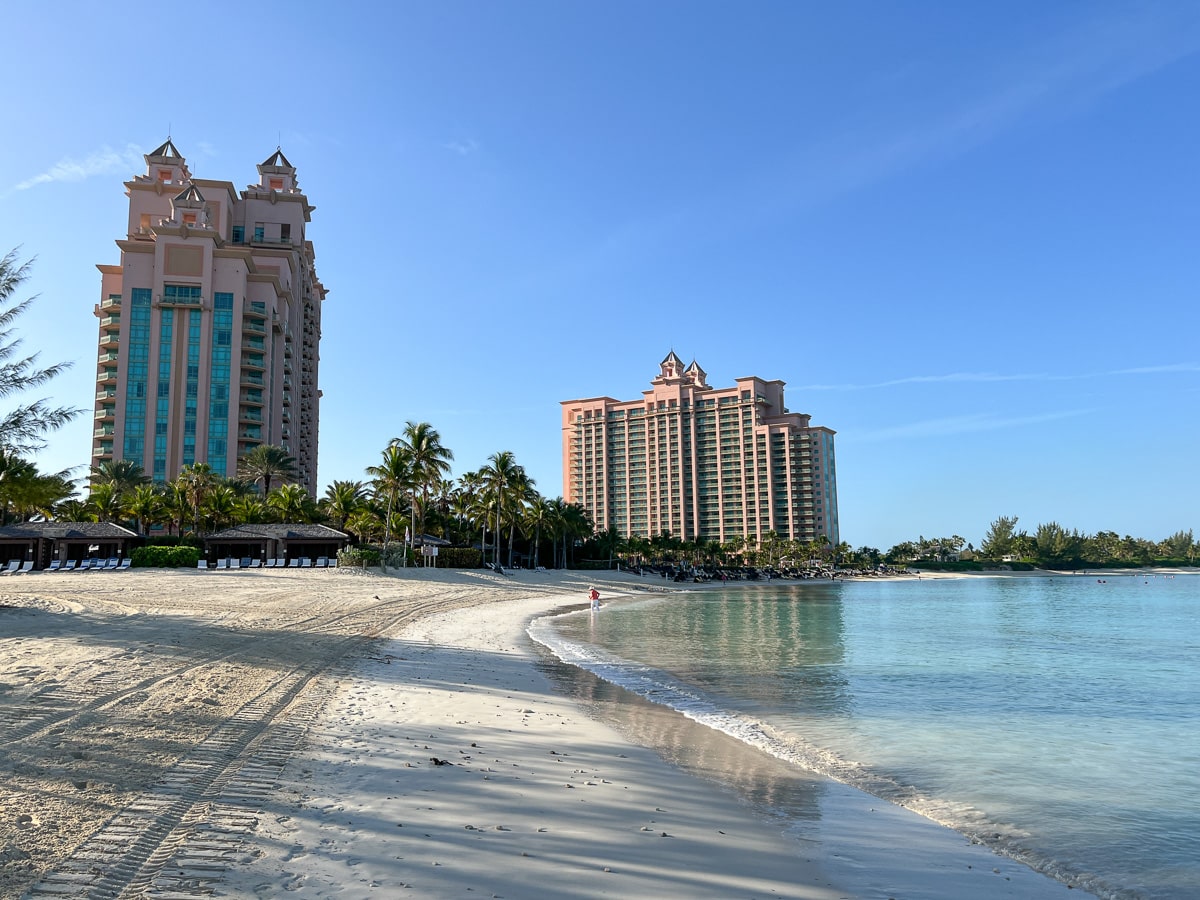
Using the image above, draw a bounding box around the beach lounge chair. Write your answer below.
[216,558,228,570]
[117,558,131,571]
[229,558,241,569]
[288,558,300,568]
[46,560,62,573]
[197,559,208,570]
[0,560,19,575]
[14,561,34,575]
[316,556,328,568]
[104,557,119,570]
[62,560,76,572]
[263,558,276,569]
[300,557,313,567]
[249,558,262,568]
[76,559,92,572]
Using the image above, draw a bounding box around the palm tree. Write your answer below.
[391,422,453,552]
[87,482,125,524]
[525,496,554,569]
[595,526,624,569]
[366,445,415,565]
[202,485,238,531]
[126,484,164,535]
[237,444,297,496]
[321,480,367,532]
[481,451,521,567]
[266,483,312,523]
[504,468,537,567]
[89,459,149,495]
[175,463,216,534]
[561,502,592,569]
[0,249,81,454]
[162,483,191,536]
[231,494,269,525]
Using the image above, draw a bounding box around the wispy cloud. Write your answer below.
[443,139,479,157]
[798,363,1199,392]
[855,409,1092,443]
[11,144,145,192]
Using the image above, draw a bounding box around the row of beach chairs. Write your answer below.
[197,556,335,570]
[1,558,133,574]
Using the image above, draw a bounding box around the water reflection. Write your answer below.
[535,651,830,822]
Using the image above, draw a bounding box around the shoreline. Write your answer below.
[221,573,1081,899]
[0,567,1090,897]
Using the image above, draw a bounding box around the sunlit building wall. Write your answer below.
[561,352,839,547]
[93,140,324,492]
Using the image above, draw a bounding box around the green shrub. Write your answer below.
[131,545,201,568]
[435,548,482,568]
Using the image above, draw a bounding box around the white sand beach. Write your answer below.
[0,567,1083,898]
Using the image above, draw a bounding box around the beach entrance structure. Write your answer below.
[0,522,139,570]
[202,523,349,566]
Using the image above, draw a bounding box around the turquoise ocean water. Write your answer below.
[530,575,1200,899]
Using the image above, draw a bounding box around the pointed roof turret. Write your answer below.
[148,138,183,160]
[684,359,708,388]
[655,350,685,382]
[173,184,205,205]
[260,148,293,169]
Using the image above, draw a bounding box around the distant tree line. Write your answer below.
[883,516,1196,569]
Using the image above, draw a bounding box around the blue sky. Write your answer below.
[2,1,1198,551]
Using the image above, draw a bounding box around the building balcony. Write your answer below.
[239,408,263,424]
[95,389,117,401]
[94,425,116,438]
[99,332,120,349]
[242,354,265,371]
[92,441,114,459]
[155,293,204,308]
[240,391,263,406]
[98,350,120,364]
[94,406,115,421]
[99,315,121,328]
[240,372,264,387]
[97,366,118,385]
[100,296,122,311]
[238,426,263,441]
[243,300,268,318]
[243,320,267,335]
[241,339,266,353]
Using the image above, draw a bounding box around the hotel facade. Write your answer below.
[561,353,839,548]
[93,140,324,492]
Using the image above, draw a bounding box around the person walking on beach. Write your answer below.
[589,587,600,611]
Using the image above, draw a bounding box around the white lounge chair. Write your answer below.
[104,557,119,570]
[300,557,313,568]
[288,558,300,567]
[229,558,241,569]
[0,560,19,576]
[117,558,131,571]
[13,561,34,575]
[249,558,262,568]
[315,556,328,568]
[275,557,287,568]
[263,558,276,569]
[62,560,77,572]
[197,559,209,570]
[216,558,228,570]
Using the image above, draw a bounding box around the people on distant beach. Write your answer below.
[589,587,600,610]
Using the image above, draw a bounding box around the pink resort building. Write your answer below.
[93,140,325,493]
[561,352,839,548]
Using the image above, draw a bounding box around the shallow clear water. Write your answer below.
[532,575,1200,899]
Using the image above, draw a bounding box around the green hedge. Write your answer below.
[130,545,201,568]
[436,547,482,568]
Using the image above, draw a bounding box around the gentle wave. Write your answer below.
[528,606,1127,899]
